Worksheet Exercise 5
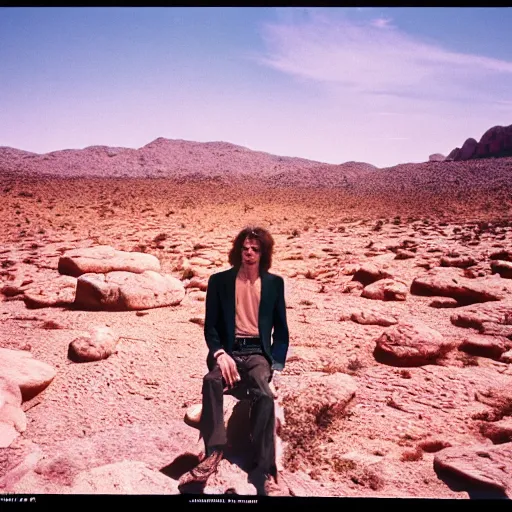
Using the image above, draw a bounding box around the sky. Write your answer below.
[1,7,511,168]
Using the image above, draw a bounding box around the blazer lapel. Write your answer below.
[258,271,270,332]
[225,267,237,347]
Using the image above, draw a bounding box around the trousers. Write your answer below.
[200,352,277,477]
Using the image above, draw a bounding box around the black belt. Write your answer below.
[234,337,261,350]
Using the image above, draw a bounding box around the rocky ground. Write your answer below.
[1,167,512,500]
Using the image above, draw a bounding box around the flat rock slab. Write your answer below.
[350,308,399,327]
[23,275,77,309]
[6,422,201,492]
[450,300,512,331]
[480,418,512,444]
[458,335,509,360]
[69,461,179,494]
[58,245,161,277]
[434,443,512,496]
[0,349,56,401]
[411,268,510,305]
[74,270,185,310]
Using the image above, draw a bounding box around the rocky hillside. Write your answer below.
[0,138,376,187]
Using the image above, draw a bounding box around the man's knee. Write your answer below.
[203,368,223,388]
[251,386,274,404]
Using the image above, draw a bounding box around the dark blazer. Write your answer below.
[204,266,289,371]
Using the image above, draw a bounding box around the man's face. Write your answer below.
[241,237,261,269]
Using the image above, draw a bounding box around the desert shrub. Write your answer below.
[372,220,383,231]
[281,391,343,471]
[400,447,423,462]
[347,357,363,374]
[333,457,384,490]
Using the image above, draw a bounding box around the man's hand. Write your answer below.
[216,353,241,390]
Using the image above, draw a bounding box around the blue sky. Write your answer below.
[1,7,511,168]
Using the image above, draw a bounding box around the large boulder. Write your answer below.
[374,320,455,366]
[74,271,185,310]
[0,349,56,401]
[58,246,161,277]
[454,138,478,161]
[476,124,512,158]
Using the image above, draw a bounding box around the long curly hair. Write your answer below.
[228,226,274,273]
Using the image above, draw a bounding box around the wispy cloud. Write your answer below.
[258,10,512,101]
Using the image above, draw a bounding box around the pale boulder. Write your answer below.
[74,271,185,311]
[58,245,160,277]
[0,349,56,401]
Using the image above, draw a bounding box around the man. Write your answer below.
[178,226,289,496]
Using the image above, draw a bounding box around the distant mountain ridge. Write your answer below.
[0,138,377,187]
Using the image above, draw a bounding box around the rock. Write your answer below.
[395,249,416,260]
[411,268,509,305]
[352,263,393,286]
[374,321,455,367]
[184,395,286,472]
[361,279,407,301]
[185,277,208,291]
[74,271,185,310]
[0,424,19,449]
[454,137,478,161]
[188,257,212,267]
[429,297,460,308]
[474,383,512,419]
[490,260,512,279]
[445,147,460,161]
[11,422,201,492]
[476,124,512,159]
[490,249,512,262]
[70,461,179,494]
[450,301,512,331]
[279,372,357,445]
[58,245,160,277]
[434,442,512,496]
[350,309,398,326]
[440,256,476,268]
[341,281,364,294]
[501,350,512,363]
[23,275,77,309]
[0,377,22,407]
[480,323,512,338]
[429,153,445,162]
[68,326,119,362]
[480,418,512,444]
[0,349,56,401]
[0,377,27,445]
[458,335,508,360]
